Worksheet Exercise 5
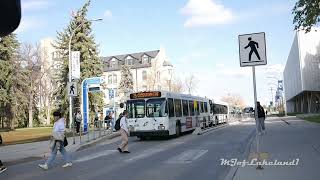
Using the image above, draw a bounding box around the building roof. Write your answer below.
[102,50,160,62]
[101,50,160,72]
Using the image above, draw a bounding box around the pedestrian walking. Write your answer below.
[0,160,7,174]
[38,111,72,170]
[75,110,82,134]
[117,110,130,153]
[110,111,115,131]
[256,102,266,135]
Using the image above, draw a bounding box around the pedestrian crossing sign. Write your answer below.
[238,32,267,67]
[68,82,77,97]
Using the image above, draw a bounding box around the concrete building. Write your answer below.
[283,29,320,113]
[38,38,61,125]
[101,48,173,107]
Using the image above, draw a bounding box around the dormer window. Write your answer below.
[110,58,118,68]
[142,55,149,64]
[125,56,134,66]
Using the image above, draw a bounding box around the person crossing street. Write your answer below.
[38,110,72,170]
[117,110,130,153]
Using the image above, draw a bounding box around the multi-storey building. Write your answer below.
[101,48,173,107]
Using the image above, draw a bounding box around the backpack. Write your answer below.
[114,114,123,131]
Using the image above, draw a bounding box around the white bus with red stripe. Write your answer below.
[126,91,227,139]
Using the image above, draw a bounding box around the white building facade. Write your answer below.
[283,29,320,113]
[101,48,173,108]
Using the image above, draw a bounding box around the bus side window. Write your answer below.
[168,98,175,117]
[195,102,200,115]
[204,102,208,113]
[182,100,189,116]
[174,99,182,117]
[189,101,195,116]
[200,102,204,113]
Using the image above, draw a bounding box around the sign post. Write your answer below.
[239,32,267,170]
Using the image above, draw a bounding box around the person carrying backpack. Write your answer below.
[117,110,130,153]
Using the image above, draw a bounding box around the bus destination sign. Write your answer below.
[130,91,162,99]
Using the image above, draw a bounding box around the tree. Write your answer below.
[0,34,21,130]
[119,64,134,101]
[165,75,184,93]
[18,43,43,127]
[292,0,320,32]
[184,74,197,94]
[54,0,103,125]
[221,93,246,109]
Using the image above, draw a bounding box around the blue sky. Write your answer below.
[17,0,297,106]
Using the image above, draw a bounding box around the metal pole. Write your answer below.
[79,122,82,144]
[252,66,263,170]
[73,113,75,144]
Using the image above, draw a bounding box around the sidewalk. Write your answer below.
[228,116,320,180]
[0,129,120,166]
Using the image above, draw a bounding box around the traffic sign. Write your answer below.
[68,82,77,96]
[238,32,267,67]
[71,51,80,79]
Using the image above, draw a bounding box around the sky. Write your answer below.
[17,0,297,106]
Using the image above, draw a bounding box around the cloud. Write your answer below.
[21,0,51,12]
[263,64,285,78]
[15,16,46,33]
[103,10,113,18]
[180,0,235,27]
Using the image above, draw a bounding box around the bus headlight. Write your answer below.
[158,124,165,130]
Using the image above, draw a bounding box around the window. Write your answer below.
[110,61,117,68]
[127,100,145,118]
[142,71,147,80]
[200,102,204,113]
[113,74,117,84]
[204,102,208,113]
[142,55,149,64]
[182,100,189,116]
[146,98,167,117]
[210,103,213,114]
[174,99,182,117]
[126,56,134,66]
[189,101,194,116]
[168,98,175,117]
[108,75,112,84]
[195,101,200,115]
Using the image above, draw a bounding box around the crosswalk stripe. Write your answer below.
[74,150,117,163]
[166,149,208,164]
[125,141,185,162]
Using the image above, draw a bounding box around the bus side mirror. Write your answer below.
[0,0,21,37]
[120,103,124,108]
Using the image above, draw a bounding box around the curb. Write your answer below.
[75,132,120,152]
[193,123,229,135]
[224,129,256,180]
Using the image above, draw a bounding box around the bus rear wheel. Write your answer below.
[175,123,181,137]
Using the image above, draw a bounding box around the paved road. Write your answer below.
[2,121,255,180]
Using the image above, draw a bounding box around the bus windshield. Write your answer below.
[146,98,167,117]
[127,100,145,118]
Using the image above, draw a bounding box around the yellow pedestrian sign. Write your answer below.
[68,82,77,97]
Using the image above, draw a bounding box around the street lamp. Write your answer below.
[68,18,103,128]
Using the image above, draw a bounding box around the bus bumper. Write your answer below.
[130,130,169,137]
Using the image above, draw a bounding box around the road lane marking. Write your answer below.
[74,150,117,163]
[125,141,185,162]
[166,149,208,164]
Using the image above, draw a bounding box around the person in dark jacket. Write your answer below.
[256,101,266,135]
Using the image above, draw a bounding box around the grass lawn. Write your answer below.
[1,127,53,145]
[302,115,320,124]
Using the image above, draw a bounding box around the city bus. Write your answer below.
[209,100,229,125]
[126,91,228,139]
